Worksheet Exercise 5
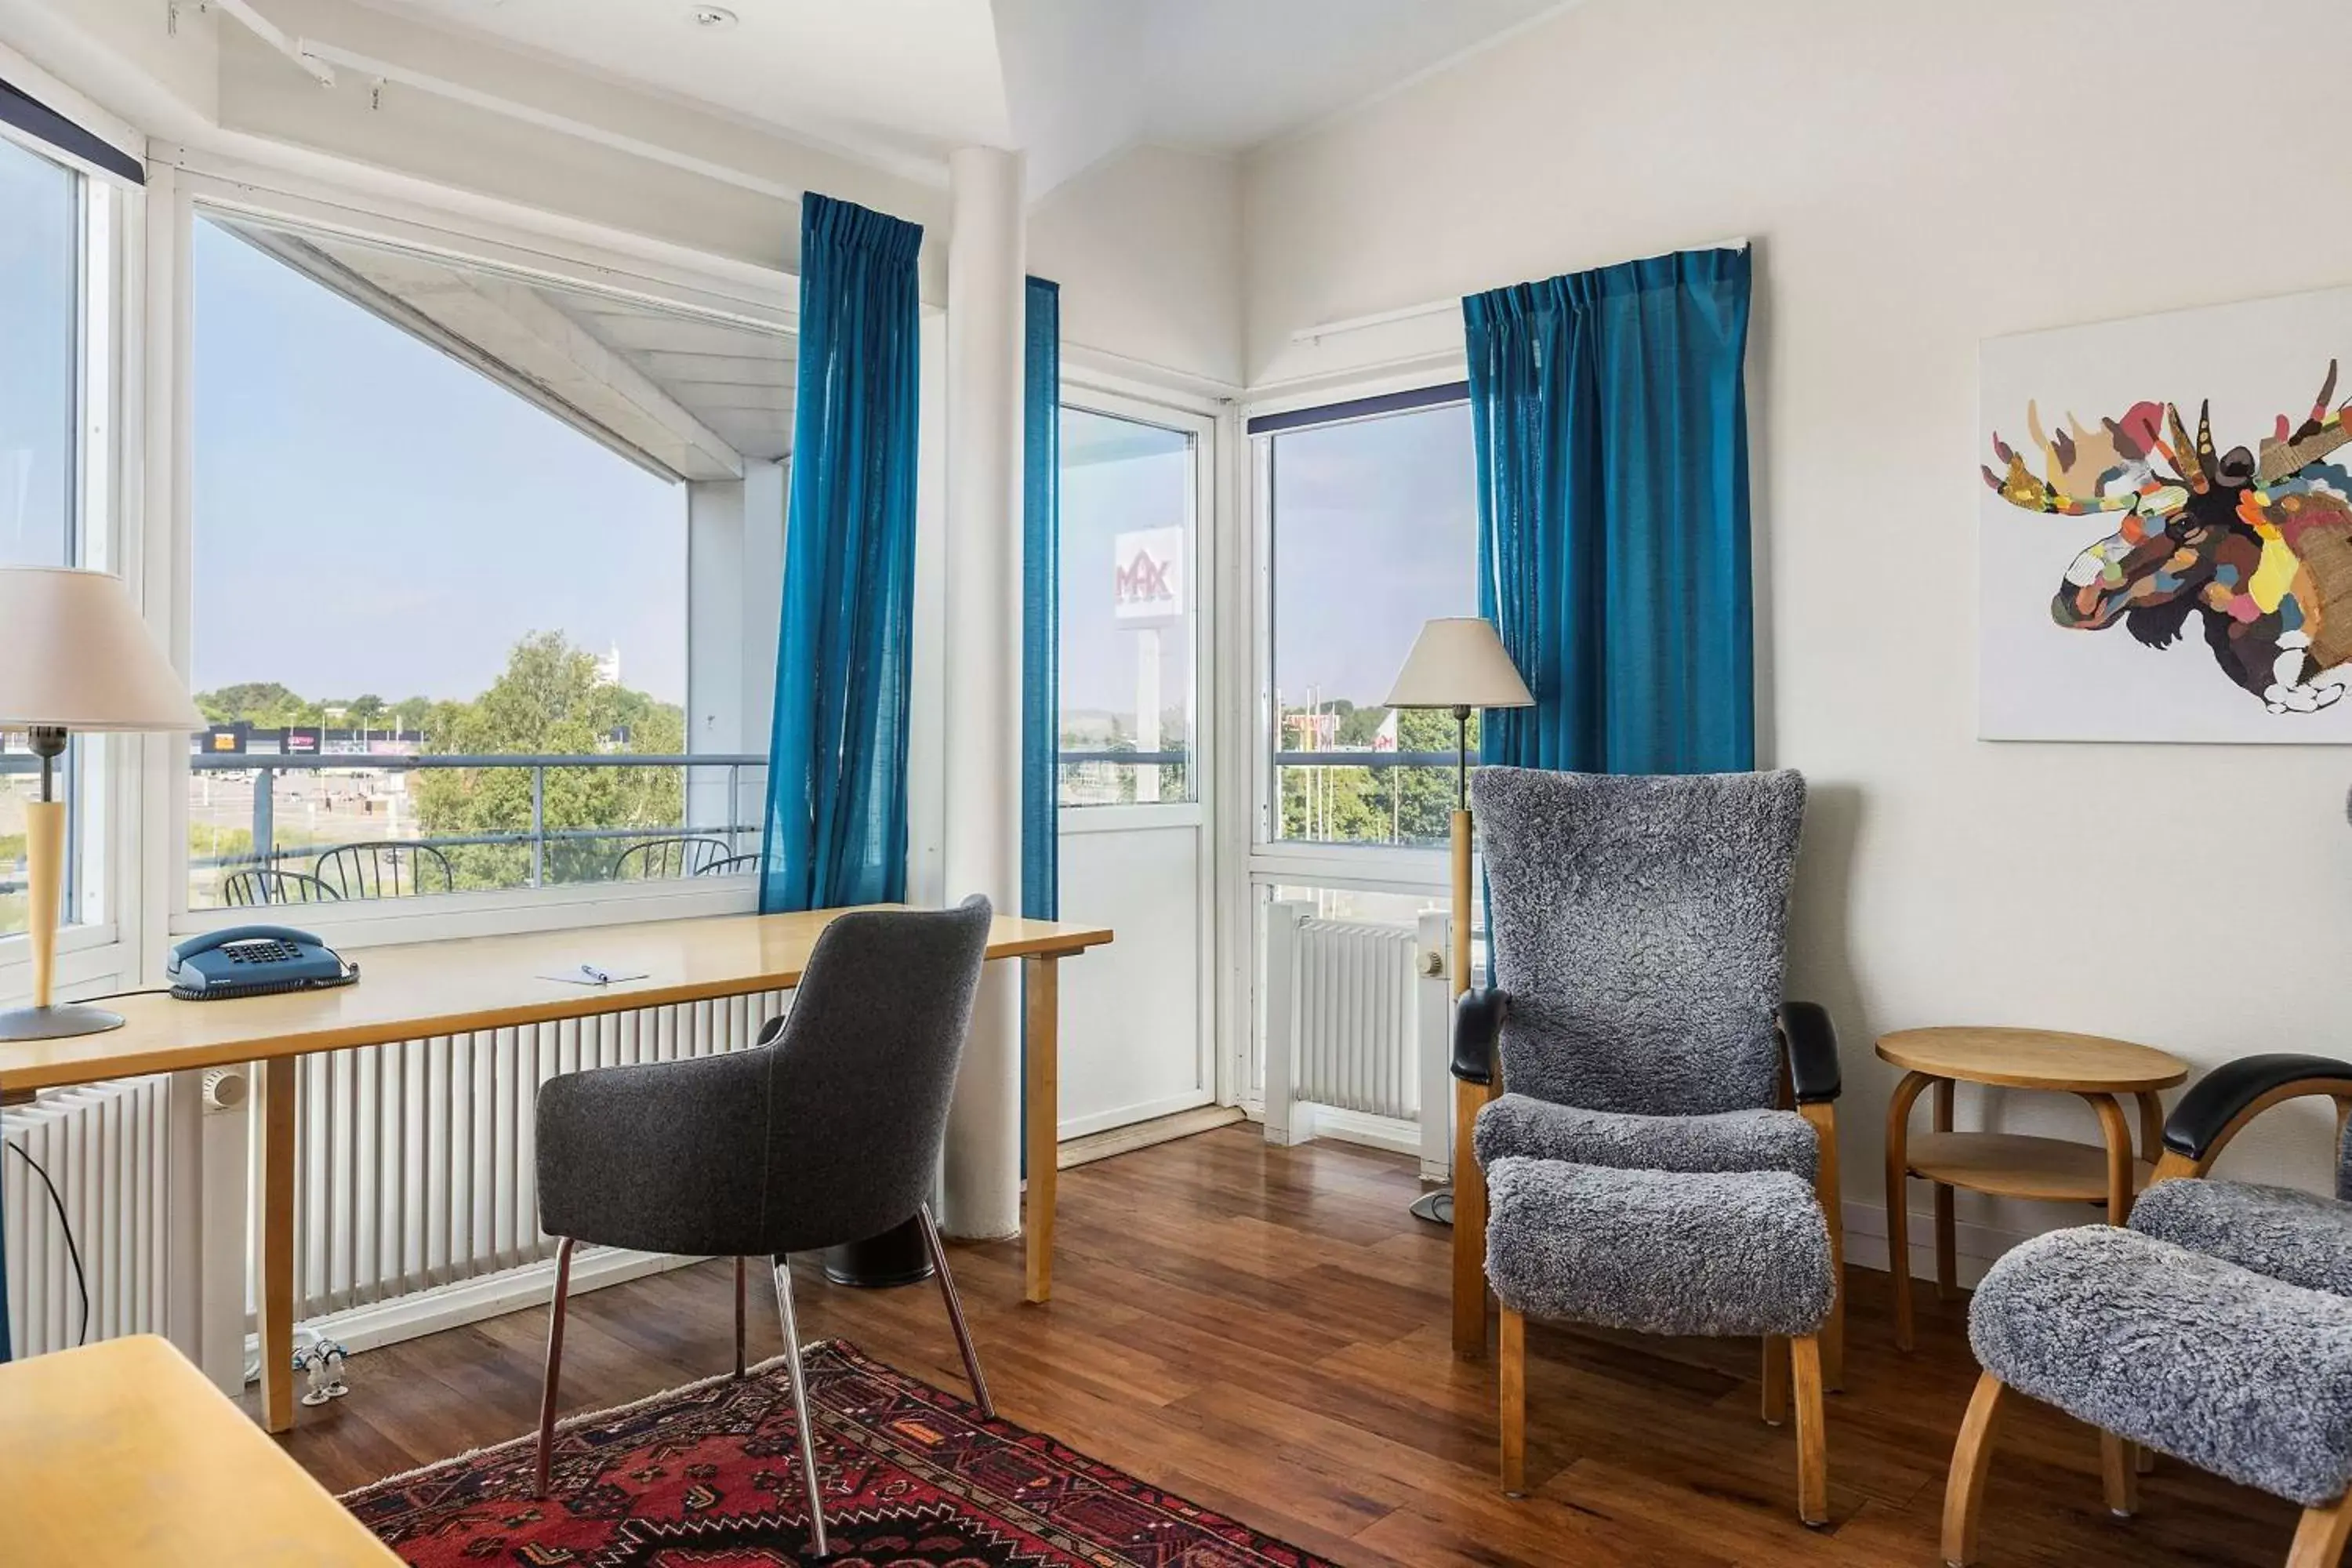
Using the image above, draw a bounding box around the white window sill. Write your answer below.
[167,874,761,953]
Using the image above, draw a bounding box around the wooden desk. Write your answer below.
[0,1334,401,1564]
[0,908,1111,1433]
[1878,1025,2186,1349]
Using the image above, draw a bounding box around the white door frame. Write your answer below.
[1051,382,1221,1130]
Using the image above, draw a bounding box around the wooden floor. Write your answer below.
[262,1126,2298,1566]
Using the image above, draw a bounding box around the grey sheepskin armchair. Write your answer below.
[1452,768,1845,1525]
[1944,1051,2352,1567]
[530,897,997,1560]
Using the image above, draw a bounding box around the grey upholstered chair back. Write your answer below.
[757,895,995,1253]
[1475,767,1806,1117]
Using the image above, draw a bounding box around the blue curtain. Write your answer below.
[759,194,924,913]
[1021,277,1061,923]
[1468,245,1754,776]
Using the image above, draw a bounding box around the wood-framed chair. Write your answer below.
[221,867,343,907]
[314,841,455,900]
[1451,767,1846,1525]
[1943,1053,2352,1568]
[608,834,730,880]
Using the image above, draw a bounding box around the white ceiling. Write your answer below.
[227,217,797,473]
[345,0,1571,196]
[350,0,1015,169]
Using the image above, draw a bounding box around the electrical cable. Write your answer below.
[78,986,174,1003]
[4,1141,90,1347]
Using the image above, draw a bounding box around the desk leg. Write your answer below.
[1023,955,1058,1305]
[1932,1080,1957,1301]
[2083,1093,2136,1225]
[1886,1072,1934,1352]
[257,1057,297,1433]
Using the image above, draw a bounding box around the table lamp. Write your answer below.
[1383,616,1533,1225]
[0,567,203,1041]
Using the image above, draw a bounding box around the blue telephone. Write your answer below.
[167,926,359,1001]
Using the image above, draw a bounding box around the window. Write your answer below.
[1058,405,1198,806]
[2,128,110,940]
[186,213,777,910]
[1259,391,1479,848]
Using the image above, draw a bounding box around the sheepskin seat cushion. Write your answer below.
[1473,768,1806,1117]
[2130,1177,2352,1300]
[1485,1157,1833,1338]
[1970,1225,2352,1507]
[1475,1092,1818,1181]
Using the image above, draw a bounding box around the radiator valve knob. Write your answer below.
[1418,949,1446,978]
[201,1068,248,1113]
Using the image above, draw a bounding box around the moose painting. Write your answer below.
[1979,287,2352,743]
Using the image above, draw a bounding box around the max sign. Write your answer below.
[1113,527,1184,626]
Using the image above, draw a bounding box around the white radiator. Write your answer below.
[290,990,786,1323]
[1262,902,1454,1177]
[3,1076,172,1358]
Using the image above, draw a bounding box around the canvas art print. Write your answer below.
[1978,285,2352,742]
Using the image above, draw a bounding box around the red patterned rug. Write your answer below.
[342,1341,1331,1566]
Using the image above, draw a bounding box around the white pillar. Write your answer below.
[939,145,1026,1240]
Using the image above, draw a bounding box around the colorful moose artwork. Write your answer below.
[1982,365,2352,716]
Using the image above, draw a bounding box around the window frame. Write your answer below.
[0,103,136,993]
[1054,391,1214,819]
[158,164,806,949]
[1244,372,1479,893]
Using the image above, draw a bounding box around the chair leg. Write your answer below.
[1499,1306,1526,1497]
[1940,1371,2009,1566]
[1792,1334,1828,1527]
[2288,1494,2352,1568]
[915,1202,994,1418]
[534,1237,575,1499]
[771,1256,830,1559]
[2099,1429,2138,1518]
[734,1256,747,1379]
[1761,1334,1789,1426]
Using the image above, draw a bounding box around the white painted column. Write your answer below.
[939,146,1027,1239]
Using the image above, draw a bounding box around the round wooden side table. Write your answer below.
[1878,1026,2188,1350]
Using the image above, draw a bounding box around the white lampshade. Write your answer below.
[0,566,204,732]
[1383,617,1534,710]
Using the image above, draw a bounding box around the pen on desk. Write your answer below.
[579,964,610,985]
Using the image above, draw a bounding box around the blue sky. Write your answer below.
[0,134,74,570]
[191,218,688,705]
[1270,404,1479,708]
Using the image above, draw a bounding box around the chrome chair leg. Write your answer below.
[915,1202,993,1418]
[733,1256,747,1378]
[771,1255,830,1559]
[534,1237,575,1498]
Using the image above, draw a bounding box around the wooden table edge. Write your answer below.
[1872,1031,2188,1094]
[0,924,1116,1094]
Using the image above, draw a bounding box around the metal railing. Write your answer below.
[169,751,770,898]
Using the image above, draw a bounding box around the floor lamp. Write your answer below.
[0,567,204,1043]
[1382,617,1533,1225]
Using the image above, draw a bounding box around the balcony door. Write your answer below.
[1051,394,1215,1138]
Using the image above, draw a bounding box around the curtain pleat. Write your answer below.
[1021,278,1061,923]
[759,194,924,913]
[1468,245,1755,776]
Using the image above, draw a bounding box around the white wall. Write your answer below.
[1243,0,2352,1261]
[1029,141,1243,387]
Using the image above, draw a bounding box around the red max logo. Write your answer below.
[1116,550,1174,604]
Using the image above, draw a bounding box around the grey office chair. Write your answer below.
[529,896,996,1559]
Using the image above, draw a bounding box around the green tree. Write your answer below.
[1276,704,1477,847]
[195,681,322,728]
[412,632,686,889]
[392,696,434,734]
[347,695,387,728]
